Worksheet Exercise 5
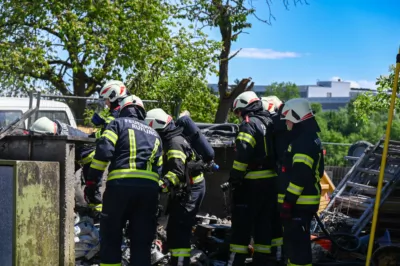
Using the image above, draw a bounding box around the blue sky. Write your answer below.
[203,0,400,89]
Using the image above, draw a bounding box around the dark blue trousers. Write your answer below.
[100,182,159,266]
[166,180,205,266]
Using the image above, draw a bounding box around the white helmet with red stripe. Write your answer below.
[145,108,173,130]
[100,80,128,102]
[280,98,314,123]
[232,91,260,112]
[119,95,145,111]
[261,96,283,114]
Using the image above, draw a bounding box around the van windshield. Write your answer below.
[0,110,23,129]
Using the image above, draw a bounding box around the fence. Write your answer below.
[20,93,182,127]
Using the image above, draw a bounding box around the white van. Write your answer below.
[0,97,77,129]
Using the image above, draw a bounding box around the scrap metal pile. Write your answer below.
[73,206,234,266]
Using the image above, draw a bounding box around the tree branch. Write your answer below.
[227,48,242,60]
[48,59,72,68]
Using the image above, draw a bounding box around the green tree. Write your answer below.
[352,65,400,122]
[0,0,220,121]
[264,81,300,101]
[180,0,309,123]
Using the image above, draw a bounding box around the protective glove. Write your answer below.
[91,113,106,127]
[187,160,206,175]
[84,181,102,205]
[228,175,243,189]
[280,202,293,220]
[158,178,171,193]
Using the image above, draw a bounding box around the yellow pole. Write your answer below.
[365,47,400,266]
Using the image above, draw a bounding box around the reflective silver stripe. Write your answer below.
[245,169,277,179]
[277,193,320,205]
[272,237,283,247]
[170,248,190,257]
[229,244,248,254]
[237,132,256,147]
[287,182,304,196]
[108,169,159,182]
[90,159,108,171]
[102,129,118,145]
[165,171,180,185]
[233,160,248,172]
[253,244,271,254]
[293,153,314,169]
[192,173,204,183]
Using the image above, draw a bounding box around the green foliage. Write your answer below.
[353,65,400,122]
[311,103,322,114]
[264,81,300,101]
[0,0,221,122]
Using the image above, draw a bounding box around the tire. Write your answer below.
[347,140,373,158]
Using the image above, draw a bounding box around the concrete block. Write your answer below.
[0,135,95,266]
[0,160,60,266]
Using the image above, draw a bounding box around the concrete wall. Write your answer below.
[0,135,94,266]
[0,160,60,266]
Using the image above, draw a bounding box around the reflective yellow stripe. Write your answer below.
[230,244,248,254]
[102,129,118,145]
[244,169,277,179]
[293,153,314,169]
[288,259,312,266]
[233,160,248,172]
[95,130,102,139]
[157,156,163,167]
[192,173,204,184]
[79,150,95,165]
[315,153,322,193]
[90,158,108,171]
[147,138,160,171]
[170,248,191,257]
[105,116,115,123]
[166,149,187,163]
[88,203,102,212]
[277,193,320,205]
[100,263,121,266]
[108,169,159,183]
[287,182,304,196]
[272,237,283,247]
[237,132,256,148]
[128,129,136,169]
[165,171,180,186]
[253,244,271,254]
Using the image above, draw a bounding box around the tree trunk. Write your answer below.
[214,78,254,123]
[214,11,232,123]
[70,72,88,125]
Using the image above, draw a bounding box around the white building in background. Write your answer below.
[208,79,377,111]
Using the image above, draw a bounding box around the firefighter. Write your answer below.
[260,96,290,262]
[85,95,163,266]
[30,116,88,137]
[279,98,324,266]
[78,80,129,210]
[227,91,278,266]
[144,108,206,266]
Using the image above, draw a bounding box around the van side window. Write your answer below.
[0,110,23,129]
[37,111,71,125]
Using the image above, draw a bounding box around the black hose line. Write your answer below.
[312,213,362,253]
[311,214,377,265]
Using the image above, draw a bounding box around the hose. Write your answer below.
[313,213,361,253]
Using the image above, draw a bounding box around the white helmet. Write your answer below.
[145,108,173,130]
[281,98,314,123]
[261,96,283,114]
[232,91,260,112]
[119,95,145,111]
[30,117,57,134]
[100,80,128,102]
